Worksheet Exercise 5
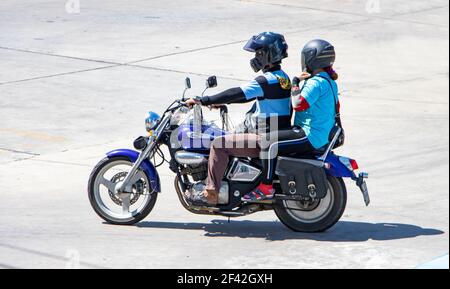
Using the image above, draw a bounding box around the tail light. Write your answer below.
[350,159,359,170]
[339,157,359,171]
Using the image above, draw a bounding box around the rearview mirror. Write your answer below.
[182,77,192,99]
[185,77,191,89]
[206,76,217,88]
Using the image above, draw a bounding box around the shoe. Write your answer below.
[241,184,274,202]
[189,190,218,207]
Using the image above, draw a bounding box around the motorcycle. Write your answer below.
[88,76,370,232]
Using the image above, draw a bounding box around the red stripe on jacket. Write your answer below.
[294,96,310,112]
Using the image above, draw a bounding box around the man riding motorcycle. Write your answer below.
[185,31,291,207]
[252,39,341,202]
[87,35,366,231]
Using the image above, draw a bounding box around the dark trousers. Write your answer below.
[206,134,261,193]
[260,127,315,184]
[205,129,315,192]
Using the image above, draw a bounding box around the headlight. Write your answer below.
[145,111,161,132]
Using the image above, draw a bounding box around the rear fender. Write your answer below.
[106,149,161,192]
[324,152,356,179]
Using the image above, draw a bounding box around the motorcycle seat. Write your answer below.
[249,145,329,164]
[280,145,328,160]
[312,146,328,156]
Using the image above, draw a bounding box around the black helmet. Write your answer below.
[301,39,336,73]
[244,32,288,73]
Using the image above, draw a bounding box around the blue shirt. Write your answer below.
[240,69,292,132]
[294,72,338,149]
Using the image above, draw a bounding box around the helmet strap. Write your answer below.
[263,63,281,73]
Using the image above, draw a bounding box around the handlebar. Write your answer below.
[169,101,187,112]
[166,98,228,114]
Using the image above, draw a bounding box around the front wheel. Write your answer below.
[88,156,158,225]
[274,176,347,232]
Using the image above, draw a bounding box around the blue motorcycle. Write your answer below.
[88,76,370,232]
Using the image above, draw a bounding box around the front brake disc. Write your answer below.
[107,172,144,206]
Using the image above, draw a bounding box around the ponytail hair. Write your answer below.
[324,66,339,81]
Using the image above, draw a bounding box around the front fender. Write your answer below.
[106,149,161,192]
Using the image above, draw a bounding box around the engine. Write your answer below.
[175,151,229,204]
[175,151,208,181]
[186,164,208,182]
[188,180,229,205]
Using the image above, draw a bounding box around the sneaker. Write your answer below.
[241,184,274,202]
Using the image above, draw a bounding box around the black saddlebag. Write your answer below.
[275,157,328,199]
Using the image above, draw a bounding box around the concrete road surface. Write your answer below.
[0,0,448,269]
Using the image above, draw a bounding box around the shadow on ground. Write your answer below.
[136,220,444,242]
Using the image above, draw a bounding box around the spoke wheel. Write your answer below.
[275,176,347,232]
[88,157,158,225]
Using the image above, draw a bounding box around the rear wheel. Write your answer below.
[274,176,347,232]
[88,156,158,225]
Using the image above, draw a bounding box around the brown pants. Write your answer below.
[205,134,261,192]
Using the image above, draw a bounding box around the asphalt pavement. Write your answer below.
[0,0,448,269]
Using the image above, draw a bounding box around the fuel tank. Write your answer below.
[177,124,227,151]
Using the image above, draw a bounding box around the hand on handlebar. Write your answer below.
[185,98,201,108]
[184,98,226,110]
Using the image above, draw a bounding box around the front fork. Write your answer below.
[117,116,171,194]
[116,140,156,194]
